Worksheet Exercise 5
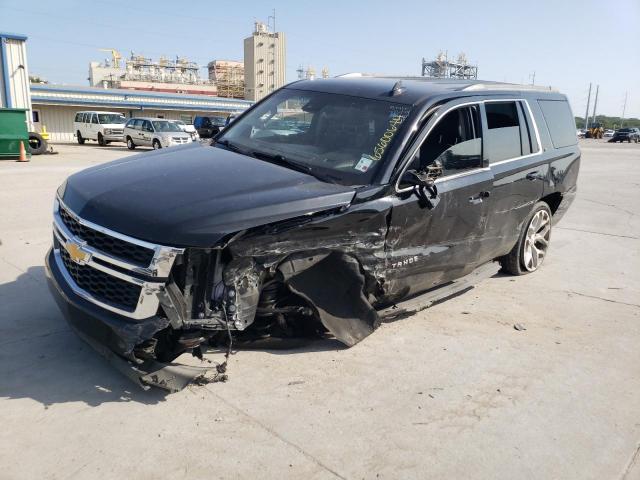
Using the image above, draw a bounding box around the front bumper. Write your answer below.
[45,248,213,391]
[103,134,124,142]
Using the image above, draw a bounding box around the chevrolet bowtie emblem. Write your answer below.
[65,240,91,265]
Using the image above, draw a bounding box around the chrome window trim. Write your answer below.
[53,198,184,320]
[394,98,543,194]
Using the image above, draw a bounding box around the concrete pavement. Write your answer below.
[1,140,639,479]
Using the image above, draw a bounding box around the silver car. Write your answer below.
[123,117,192,150]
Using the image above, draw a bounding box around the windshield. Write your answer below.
[152,120,182,132]
[173,120,185,126]
[618,128,632,132]
[217,89,412,185]
[98,114,126,124]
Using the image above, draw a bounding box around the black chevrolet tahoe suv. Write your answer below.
[46,77,580,390]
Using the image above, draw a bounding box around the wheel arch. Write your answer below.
[540,191,563,215]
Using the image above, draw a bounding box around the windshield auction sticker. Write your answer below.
[355,155,374,172]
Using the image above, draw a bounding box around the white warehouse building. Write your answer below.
[30,84,253,142]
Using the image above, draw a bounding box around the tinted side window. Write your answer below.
[91,114,98,124]
[485,102,523,162]
[82,113,89,123]
[143,120,153,131]
[410,105,483,176]
[538,100,577,148]
[125,119,135,128]
[75,113,83,122]
[516,102,539,155]
[133,119,143,130]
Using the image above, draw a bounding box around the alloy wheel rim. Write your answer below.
[522,209,550,272]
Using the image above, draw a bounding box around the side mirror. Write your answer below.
[401,169,436,188]
[400,163,442,210]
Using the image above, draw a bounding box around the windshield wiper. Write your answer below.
[214,138,245,154]
[250,150,318,177]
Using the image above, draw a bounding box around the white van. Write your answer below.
[73,111,126,146]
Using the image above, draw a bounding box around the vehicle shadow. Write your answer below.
[0,266,168,407]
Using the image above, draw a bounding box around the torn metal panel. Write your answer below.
[279,252,381,346]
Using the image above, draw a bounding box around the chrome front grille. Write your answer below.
[59,245,142,311]
[59,207,154,266]
[52,198,184,319]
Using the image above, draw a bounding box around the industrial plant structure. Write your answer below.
[208,60,245,99]
[421,52,478,79]
[89,51,218,96]
[243,21,286,101]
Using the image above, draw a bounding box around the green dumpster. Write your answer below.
[0,108,29,158]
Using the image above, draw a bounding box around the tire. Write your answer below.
[98,133,106,146]
[152,139,162,150]
[500,201,552,275]
[27,132,47,155]
[77,131,85,145]
[126,137,136,150]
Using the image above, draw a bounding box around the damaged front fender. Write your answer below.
[278,252,381,346]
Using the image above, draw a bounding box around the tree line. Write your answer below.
[575,115,640,129]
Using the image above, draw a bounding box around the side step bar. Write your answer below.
[379,261,500,322]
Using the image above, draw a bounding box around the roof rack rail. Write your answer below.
[462,83,558,93]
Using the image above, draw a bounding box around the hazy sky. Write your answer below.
[2,0,639,118]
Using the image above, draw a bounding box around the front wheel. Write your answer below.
[500,202,552,275]
[126,137,136,150]
[152,139,162,150]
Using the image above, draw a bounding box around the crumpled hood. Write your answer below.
[61,143,355,247]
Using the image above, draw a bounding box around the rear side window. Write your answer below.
[538,100,577,148]
[75,113,83,122]
[485,101,539,162]
[486,102,521,162]
[82,113,89,123]
[91,114,98,124]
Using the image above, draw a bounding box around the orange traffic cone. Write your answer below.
[17,141,29,162]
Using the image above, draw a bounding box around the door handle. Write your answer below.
[468,191,490,204]
[526,171,540,181]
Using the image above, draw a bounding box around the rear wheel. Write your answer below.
[152,139,162,150]
[500,202,552,275]
[77,131,85,145]
[126,137,136,150]
[98,133,106,146]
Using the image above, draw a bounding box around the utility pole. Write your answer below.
[591,85,599,127]
[621,91,628,127]
[584,83,592,130]
[530,71,536,85]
